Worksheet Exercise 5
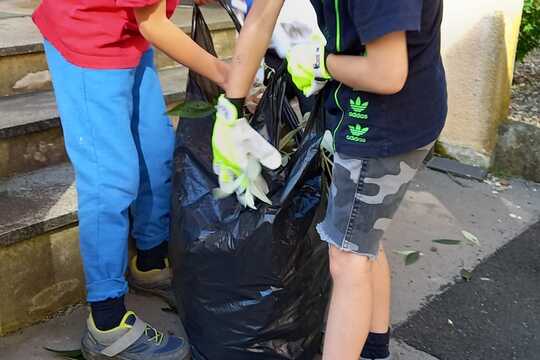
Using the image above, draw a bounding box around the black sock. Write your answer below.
[136,241,168,272]
[90,296,127,331]
[360,329,390,359]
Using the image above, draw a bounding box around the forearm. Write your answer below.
[140,20,227,87]
[326,54,388,94]
[225,0,284,98]
[326,31,408,95]
[135,1,227,88]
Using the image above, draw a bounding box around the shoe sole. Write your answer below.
[81,346,191,360]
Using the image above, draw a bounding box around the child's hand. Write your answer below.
[212,95,281,208]
[286,34,331,97]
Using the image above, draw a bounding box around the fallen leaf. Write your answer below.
[432,239,462,245]
[393,250,422,265]
[167,100,216,118]
[462,230,480,246]
[461,269,473,281]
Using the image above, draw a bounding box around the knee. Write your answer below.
[329,245,373,284]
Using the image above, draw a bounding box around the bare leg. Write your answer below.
[370,245,391,333]
[322,245,373,360]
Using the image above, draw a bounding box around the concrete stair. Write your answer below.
[0,4,236,336]
[0,5,236,97]
[0,67,188,177]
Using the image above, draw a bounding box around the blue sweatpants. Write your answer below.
[44,40,175,302]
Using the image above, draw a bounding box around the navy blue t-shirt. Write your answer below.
[311,0,448,158]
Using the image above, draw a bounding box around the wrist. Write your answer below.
[215,60,230,90]
[226,97,245,119]
[217,95,245,125]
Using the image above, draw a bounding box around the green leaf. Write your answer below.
[278,118,308,152]
[432,239,462,245]
[460,269,473,282]
[405,251,421,265]
[461,230,480,246]
[393,250,422,266]
[516,0,540,61]
[278,126,303,151]
[167,101,216,118]
[44,348,84,359]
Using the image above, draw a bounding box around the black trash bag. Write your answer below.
[170,4,330,360]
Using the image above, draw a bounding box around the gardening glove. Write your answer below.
[286,33,331,97]
[212,95,282,208]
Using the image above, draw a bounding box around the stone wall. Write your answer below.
[438,0,524,168]
[493,121,540,182]
[0,226,85,335]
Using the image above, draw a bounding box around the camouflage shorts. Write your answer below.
[316,144,434,258]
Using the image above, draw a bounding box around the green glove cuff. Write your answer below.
[316,46,331,81]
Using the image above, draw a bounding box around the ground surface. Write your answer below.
[1,168,539,360]
[395,221,540,360]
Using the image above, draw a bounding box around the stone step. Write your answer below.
[0,65,188,178]
[0,5,236,97]
[493,121,540,183]
[0,163,82,335]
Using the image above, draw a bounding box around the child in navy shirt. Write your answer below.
[217,0,447,359]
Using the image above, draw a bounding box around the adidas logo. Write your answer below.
[346,124,369,143]
[348,97,368,119]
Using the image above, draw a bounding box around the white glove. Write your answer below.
[212,95,282,208]
[271,0,324,58]
[230,0,324,59]
[287,33,331,97]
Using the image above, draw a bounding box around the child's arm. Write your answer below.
[134,0,228,88]
[326,31,409,95]
[225,0,284,98]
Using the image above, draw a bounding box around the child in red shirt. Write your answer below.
[33,1,226,359]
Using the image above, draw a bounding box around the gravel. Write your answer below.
[509,49,540,127]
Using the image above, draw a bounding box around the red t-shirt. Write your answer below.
[33,0,180,69]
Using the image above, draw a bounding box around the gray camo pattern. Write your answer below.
[317,144,433,258]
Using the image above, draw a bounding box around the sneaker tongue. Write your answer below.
[119,311,158,339]
[122,313,137,327]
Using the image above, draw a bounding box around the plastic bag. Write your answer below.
[169,4,330,359]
